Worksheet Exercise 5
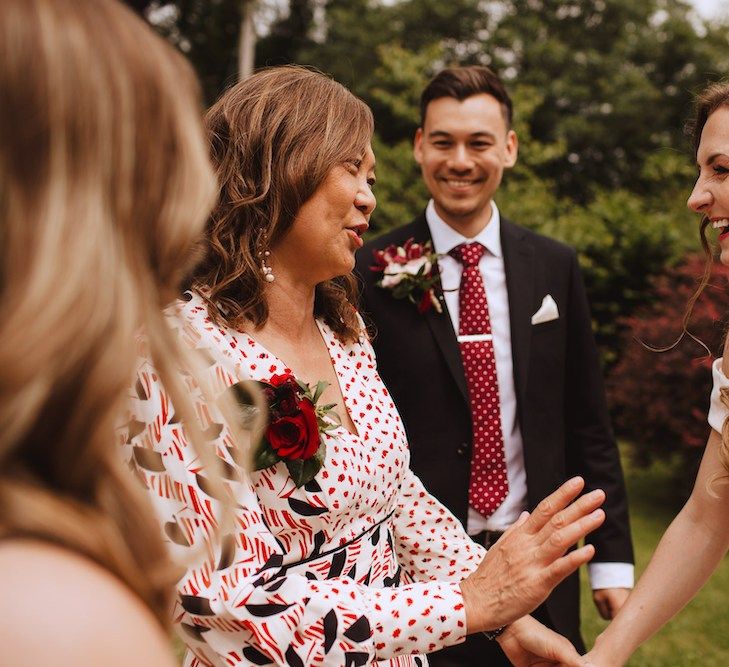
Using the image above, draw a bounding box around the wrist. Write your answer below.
[459,577,484,634]
[459,576,502,634]
[482,624,508,641]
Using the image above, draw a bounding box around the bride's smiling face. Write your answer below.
[688,106,729,266]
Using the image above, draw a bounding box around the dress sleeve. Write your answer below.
[709,357,729,433]
[391,467,485,584]
[355,314,484,584]
[121,351,469,666]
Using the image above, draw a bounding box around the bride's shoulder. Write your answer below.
[0,540,176,667]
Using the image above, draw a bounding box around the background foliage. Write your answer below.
[129,0,729,476]
[607,254,729,497]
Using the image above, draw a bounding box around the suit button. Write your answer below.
[457,443,469,456]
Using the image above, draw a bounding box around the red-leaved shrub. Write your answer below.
[607,254,729,471]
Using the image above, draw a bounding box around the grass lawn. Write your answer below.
[580,446,729,665]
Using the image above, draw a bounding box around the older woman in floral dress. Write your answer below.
[122,66,606,667]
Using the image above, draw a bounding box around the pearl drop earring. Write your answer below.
[258,229,275,283]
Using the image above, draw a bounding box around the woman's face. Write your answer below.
[273,143,376,285]
[688,106,729,266]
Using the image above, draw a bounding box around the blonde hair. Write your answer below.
[0,0,217,626]
[194,66,374,343]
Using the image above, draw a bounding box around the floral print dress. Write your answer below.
[120,292,485,666]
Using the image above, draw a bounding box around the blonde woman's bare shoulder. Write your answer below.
[0,540,177,667]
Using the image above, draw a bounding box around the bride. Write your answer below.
[583,81,729,666]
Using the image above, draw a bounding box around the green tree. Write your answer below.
[256,0,316,67]
[130,0,729,368]
[138,0,243,101]
[136,0,318,102]
[483,0,729,202]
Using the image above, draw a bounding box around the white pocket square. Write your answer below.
[531,294,559,325]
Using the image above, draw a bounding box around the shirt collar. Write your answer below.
[425,200,503,259]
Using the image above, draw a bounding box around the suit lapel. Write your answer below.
[501,218,535,410]
[409,215,469,403]
[424,292,469,403]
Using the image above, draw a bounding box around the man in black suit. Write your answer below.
[356,66,634,666]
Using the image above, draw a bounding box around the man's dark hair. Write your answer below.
[419,65,513,128]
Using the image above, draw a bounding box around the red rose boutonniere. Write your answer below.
[234,373,340,487]
[370,238,443,314]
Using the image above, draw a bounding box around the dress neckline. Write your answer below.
[238,319,361,440]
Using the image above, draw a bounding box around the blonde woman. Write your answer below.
[582,83,729,666]
[0,0,218,664]
[126,66,607,667]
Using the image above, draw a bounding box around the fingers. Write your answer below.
[592,588,630,620]
[594,598,611,621]
[501,509,530,539]
[526,477,585,532]
[531,486,604,566]
[548,635,582,665]
[562,659,589,667]
[500,616,582,666]
[543,544,596,588]
[548,489,605,533]
[592,590,612,620]
[543,508,605,562]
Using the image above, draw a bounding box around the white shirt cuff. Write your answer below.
[708,358,729,433]
[588,562,634,590]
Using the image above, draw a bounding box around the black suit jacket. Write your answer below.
[355,212,633,646]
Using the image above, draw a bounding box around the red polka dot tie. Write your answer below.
[450,242,508,518]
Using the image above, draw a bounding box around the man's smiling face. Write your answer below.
[413,93,518,236]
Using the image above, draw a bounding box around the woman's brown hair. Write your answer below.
[194,65,374,343]
[0,0,217,626]
[686,82,729,477]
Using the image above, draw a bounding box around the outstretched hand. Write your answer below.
[498,615,584,667]
[460,476,605,632]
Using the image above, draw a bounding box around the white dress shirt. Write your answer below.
[426,200,634,590]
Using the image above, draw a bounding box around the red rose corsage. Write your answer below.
[232,373,340,487]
